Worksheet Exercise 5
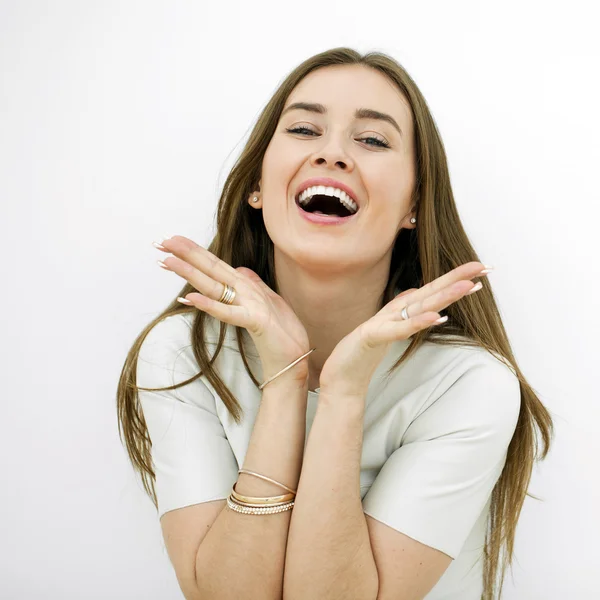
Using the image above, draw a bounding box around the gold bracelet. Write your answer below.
[258,348,316,390]
[230,497,293,508]
[238,469,297,494]
[231,483,295,505]
[227,496,294,515]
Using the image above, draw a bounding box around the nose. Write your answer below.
[309,136,355,171]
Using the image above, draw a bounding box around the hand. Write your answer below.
[318,262,492,399]
[155,235,310,384]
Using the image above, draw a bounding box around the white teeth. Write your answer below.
[297,185,358,214]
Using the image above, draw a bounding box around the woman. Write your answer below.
[117,47,553,600]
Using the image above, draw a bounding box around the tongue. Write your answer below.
[312,210,341,218]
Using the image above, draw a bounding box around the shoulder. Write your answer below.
[136,313,219,416]
[403,338,521,444]
[138,312,196,378]
[140,312,258,358]
[140,311,195,347]
[137,312,259,392]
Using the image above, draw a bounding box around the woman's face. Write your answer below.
[257,64,416,275]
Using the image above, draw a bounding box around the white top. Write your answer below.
[137,312,520,599]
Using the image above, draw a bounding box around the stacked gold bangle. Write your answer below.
[226,469,297,516]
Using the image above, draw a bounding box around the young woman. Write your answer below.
[117,47,553,600]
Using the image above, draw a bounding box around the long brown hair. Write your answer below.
[117,47,553,599]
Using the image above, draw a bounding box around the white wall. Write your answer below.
[1,1,598,598]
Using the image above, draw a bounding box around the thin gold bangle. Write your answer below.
[238,469,297,494]
[258,348,316,390]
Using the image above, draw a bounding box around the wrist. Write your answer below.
[259,374,309,412]
[260,355,310,389]
[260,364,309,391]
[317,382,369,404]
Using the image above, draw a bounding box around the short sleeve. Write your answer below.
[362,359,521,559]
[136,315,239,519]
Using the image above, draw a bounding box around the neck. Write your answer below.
[274,249,391,389]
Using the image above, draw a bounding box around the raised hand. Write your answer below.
[318,261,493,399]
[154,235,311,386]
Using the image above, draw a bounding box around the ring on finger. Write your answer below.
[218,282,236,305]
[401,305,410,320]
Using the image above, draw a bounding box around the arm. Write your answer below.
[193,372,309,600]
[283,390,379,600]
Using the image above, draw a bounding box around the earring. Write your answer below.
[253,196,259,203]
[410,217,416,224]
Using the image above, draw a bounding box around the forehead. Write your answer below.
[284,65,412,126]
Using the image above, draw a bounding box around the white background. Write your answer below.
[1,1,599,598]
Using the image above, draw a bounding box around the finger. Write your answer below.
[159,235,240,302]
[418,261,486,298]
[161,235,239,282]
[395,288,418,298]
[419,279,478,315]
[390,262,486,317]
[179,292,254,330]
[368,311,442,346]
[162,255,237,304]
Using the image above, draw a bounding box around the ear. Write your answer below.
[247,191,261,208]
[248,179,262,208]
[405,206,417,229]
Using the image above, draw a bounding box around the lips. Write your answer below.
[295,199,358,225]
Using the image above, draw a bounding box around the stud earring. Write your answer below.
[410,217,416,224]
[253,196,259,203]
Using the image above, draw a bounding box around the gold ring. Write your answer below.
[218,283,236,305]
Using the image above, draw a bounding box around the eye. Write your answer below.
[285,127,390,149]
[285,126,318,136]
[358,136,390,149]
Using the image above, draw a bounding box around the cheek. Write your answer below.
[365,176,413,230]
[262,140,302,191]
[368,162,414,203]
[367,178,399,209]
[261,144,277,176]
[264,139,287,174]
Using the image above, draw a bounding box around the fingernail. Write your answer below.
[434,315,449,324]
[467,281,483,295]
[157,260,170,270]
[152,241,166,250]
[156,233,174,245]
[479,264,494,275]
[177,297,193,305]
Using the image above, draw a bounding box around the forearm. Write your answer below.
[283,392,379,600]
[194,373,309,600]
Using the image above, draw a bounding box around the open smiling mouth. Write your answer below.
[295,194,358,218]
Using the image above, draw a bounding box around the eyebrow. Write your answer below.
[281,102,403,137]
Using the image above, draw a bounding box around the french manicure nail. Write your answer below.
[157,260,170,270]
[479,264,494,275]
[152,241,166,250]
[467,281,483,294]
[156,233,174,245]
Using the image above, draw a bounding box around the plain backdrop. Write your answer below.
[1,1,599,598]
